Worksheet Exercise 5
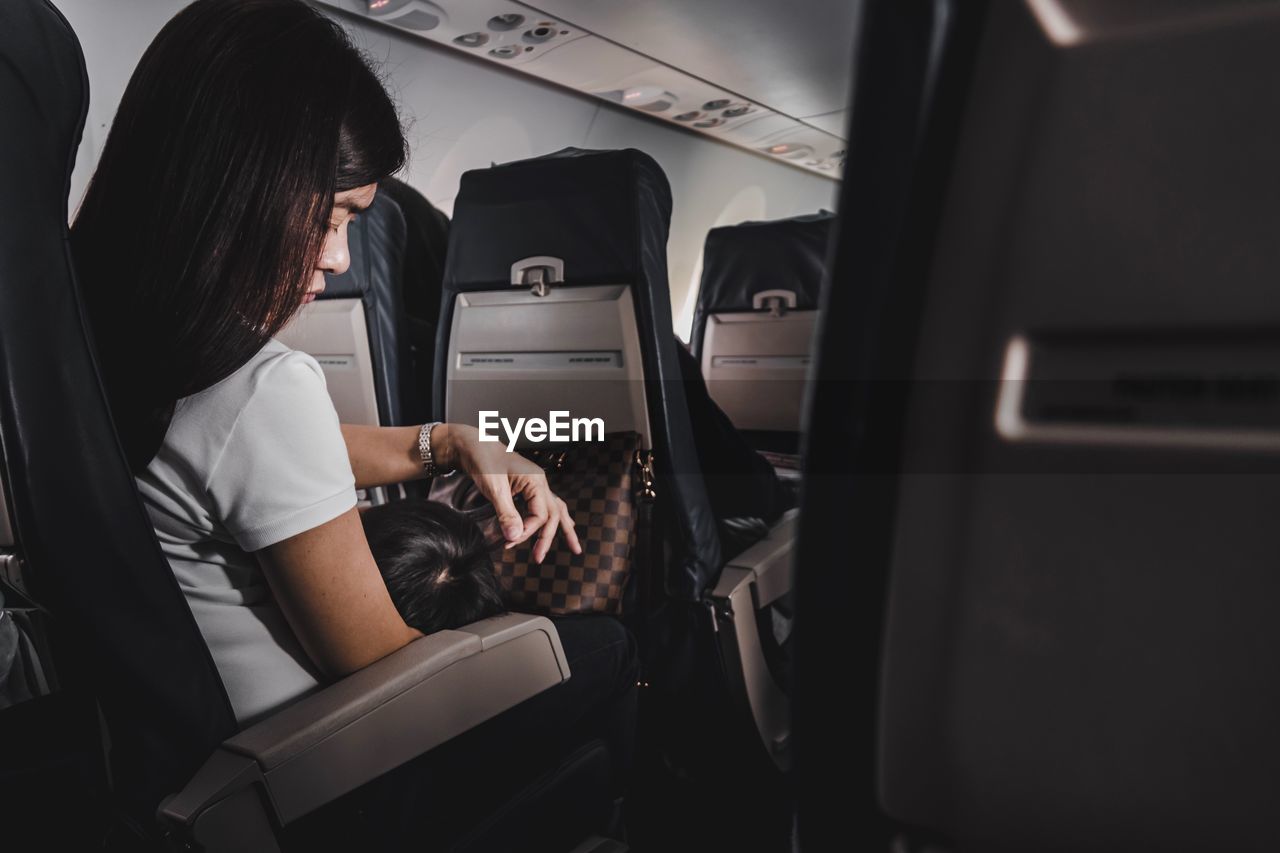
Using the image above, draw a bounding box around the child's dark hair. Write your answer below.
[361,499,506,634]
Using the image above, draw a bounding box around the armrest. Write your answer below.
[159,613,568,850]
[709,509,797,772]
[712,508,798,605]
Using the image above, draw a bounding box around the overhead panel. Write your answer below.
[522,0,859,119]
[721,114,804,145]
[315,0,844,179]
[751,124,846,175]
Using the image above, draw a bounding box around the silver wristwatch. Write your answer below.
[417,422,446,477]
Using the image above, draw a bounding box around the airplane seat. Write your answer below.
[277,179,451,501]
[277,188,410,434]
[0,2,616,849]
[797,0,1280,850]
[0,480,57,707]
[435,147,797,774]
[1,448,102,851]
[690,211,835,461]
[304,176,449,430]
[320,187,413,425]
[380,175,452,428]
[434,147,721,600]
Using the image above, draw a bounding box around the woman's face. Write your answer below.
[308,183,378,303]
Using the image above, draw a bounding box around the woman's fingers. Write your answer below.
[558,497,582,555]
[533,502,559,563]
[532,496,577,564]
[452,428,578,558]
[513,488,551,550]
[480,473,527,543]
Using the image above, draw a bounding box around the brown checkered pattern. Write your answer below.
[494,433,641,616]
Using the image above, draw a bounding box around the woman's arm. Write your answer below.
[340,422,480,488]
[341,422,583,562]
[260,421,584,680]
[340,423,428,489]
[258,506,421,678]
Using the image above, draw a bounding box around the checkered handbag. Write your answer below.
[428,431,654,616]
[501,432,652,615]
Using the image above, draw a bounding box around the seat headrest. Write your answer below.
[0,1,86,221]
[445,147,673,289]
[691,211,836,356]
[379,176,450,329]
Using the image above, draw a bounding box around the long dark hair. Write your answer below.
[72,0,407,471]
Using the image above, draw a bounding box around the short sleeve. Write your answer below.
[207,351,357,552]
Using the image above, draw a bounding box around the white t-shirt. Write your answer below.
[136,338,356,725]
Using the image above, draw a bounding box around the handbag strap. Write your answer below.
[631,448,658,685]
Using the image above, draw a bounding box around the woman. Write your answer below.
[70,0,636,843]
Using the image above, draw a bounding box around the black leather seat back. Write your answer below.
[435,148,720,601]
[0,0,236,824]
[380,176,450,426]
[795,1,964,845]
[800,0,1280,850]
[690,211,834,359]
[691,212,834,447]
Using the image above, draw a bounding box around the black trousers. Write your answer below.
[288,614,638,851]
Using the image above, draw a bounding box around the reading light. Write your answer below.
[762,143,814,160]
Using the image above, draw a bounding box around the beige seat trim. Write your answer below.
[710,509,799,772]
[275,298,381,427]
[700,310,817,434]
[446,284,652,448]
[159,614,569,847]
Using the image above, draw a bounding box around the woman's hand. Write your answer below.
[434,424,582,563]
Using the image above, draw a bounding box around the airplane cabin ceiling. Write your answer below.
[520,0,860,125]
[316,0,851,177]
